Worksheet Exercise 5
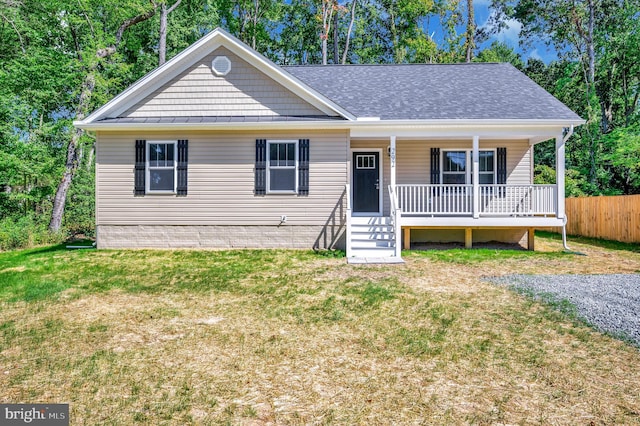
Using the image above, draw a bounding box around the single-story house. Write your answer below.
[74,28,584,260]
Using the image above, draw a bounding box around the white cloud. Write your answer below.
[477,9,522,45]
[527,49,542,61]
[494,18,522,44]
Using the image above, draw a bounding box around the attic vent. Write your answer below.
[211,56,231,76]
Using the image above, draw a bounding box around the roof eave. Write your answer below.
[74,117,585,132]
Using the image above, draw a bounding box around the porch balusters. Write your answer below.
[395,184,556,216]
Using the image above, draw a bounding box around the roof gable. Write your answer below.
[78,28,354,125]
[121,46,327,118]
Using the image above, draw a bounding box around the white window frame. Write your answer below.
[146,140,178,194]
[441,149,496,185]
[266,139,298,194]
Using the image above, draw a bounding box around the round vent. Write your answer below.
[211,56,231,76]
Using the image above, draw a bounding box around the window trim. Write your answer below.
[266,139,299,194]
[146,140,178,194]
[441,149,496,185]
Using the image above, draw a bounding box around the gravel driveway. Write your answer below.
[488,274,640,347]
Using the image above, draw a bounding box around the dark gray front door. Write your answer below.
[353,152,380,213]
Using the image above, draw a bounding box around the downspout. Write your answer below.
[561,125,574,251]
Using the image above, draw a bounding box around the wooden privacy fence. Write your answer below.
[564,195,640,243]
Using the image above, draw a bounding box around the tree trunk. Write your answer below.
[49,5,158,232]
[587,0,595,85]
[159,2,167,65]
[341,0,357,64]
[332,12,339,64]
[49,73,95,232]
[158,0,181,66]
[464,0,475,62]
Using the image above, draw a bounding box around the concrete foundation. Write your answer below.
[97,225,345,250]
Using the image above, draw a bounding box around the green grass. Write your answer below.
[0,246,324,303]
[1,238,640,424]
[404,246,571,264]
[537,230,640,253]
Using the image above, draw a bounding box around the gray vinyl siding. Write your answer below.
[96,130,348,226]
[122,47,327,118]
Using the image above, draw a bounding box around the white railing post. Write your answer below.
[556,134,565,220]
[388,185,402,258]
[345,184,351,257]
[472,136,480,218]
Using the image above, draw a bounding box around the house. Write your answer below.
[74,28,584,260]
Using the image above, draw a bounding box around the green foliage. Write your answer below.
[0,216,65,252]
[474,41,524,69]
[601,124,640,194]
[534,165,588,197]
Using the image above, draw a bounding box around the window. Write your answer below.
[478,151,495,184]
[442,151,467,184]
[441,150,495,184]
[267,140,298,193]
[147,141,177,192]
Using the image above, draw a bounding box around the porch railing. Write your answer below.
[395,184,557,216]
[479,184,557,215]
[396,184,473,215]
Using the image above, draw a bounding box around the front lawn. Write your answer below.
[1,235,639,424]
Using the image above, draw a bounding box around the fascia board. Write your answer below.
[74,118,584,134]
[81,28,354,124]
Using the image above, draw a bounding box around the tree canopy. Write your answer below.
[0,0,638,249]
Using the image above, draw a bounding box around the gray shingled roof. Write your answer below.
[283,63,582,121]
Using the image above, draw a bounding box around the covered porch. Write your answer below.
[345,125,571,258]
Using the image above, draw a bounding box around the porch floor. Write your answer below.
[347,256,405,265]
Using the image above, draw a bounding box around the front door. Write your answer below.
[352,151,380,214]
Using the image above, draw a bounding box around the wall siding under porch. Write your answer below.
[96,129,349,249]
[350,138,533,216]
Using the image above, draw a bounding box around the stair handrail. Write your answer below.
[388,185,402,257]
[345,184,352,257]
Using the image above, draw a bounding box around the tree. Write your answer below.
[48,1,159,232]
[158,0,182,66]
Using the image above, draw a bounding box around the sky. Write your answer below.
[468,0,558,63]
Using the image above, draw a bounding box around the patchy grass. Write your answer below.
[1,235,640,424]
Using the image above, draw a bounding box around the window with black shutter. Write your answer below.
[256,139,309,195]
[177,140,188,196]
[135,139,146,195]
[298,139,309,196]
[497,147,507,184]
[136,140,188,195]
[430,148,440,184]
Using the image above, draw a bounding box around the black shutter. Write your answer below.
[430,148,440,184]
[134,139,146,195]
[298,139,309,196]
[177,140,188,196]
[497,147,507,184]
[255,139,267,195]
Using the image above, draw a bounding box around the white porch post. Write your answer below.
[390,136,396,188]
[556,134,565,219]
[472,135,479,219]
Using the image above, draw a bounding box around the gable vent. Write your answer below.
[211,56,231,76]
